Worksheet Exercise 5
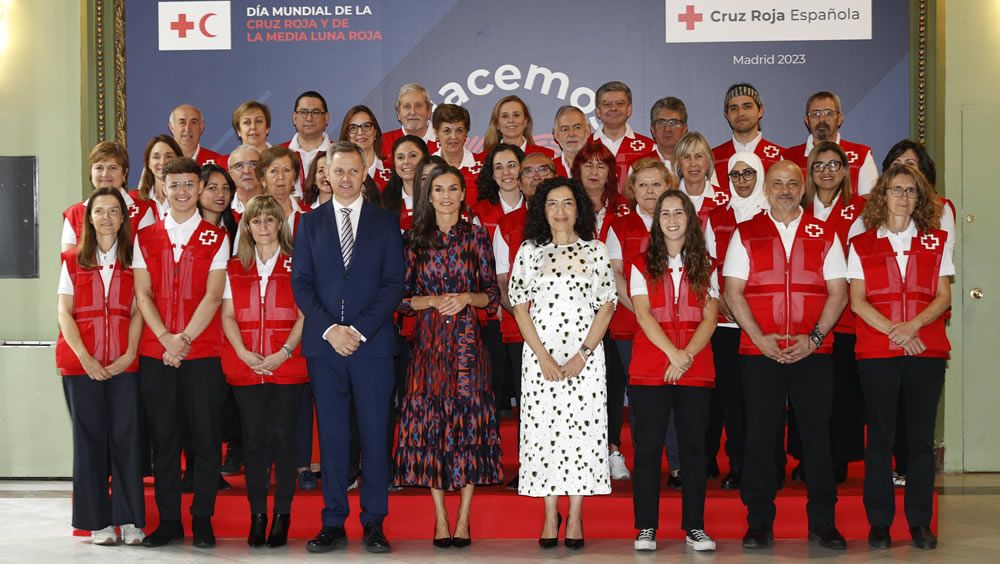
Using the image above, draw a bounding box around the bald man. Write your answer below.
[169,104,225,167]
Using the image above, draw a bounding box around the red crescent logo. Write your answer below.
[199,13,217,38]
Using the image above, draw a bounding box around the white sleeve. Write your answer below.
[473,216,482,227]
[704,217,717,258]
[210,235,230,271]
[131,238,146,270]
[223,272,233,299]
[137,208,155,230]
[856,150,878,196]
[628,264,648,296]
[605,227,622,261]
[847,216,866,242]
[846,243,865,281]
[231,225,242,256]
[57,261,74,295]
[939,245,956,277]
[708,266,720,298]
[61,218,77,247]
[722,228,749,280]
[940,203,956,250]
[823,234,848,280]
[493,228,511,275]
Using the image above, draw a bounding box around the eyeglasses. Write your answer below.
[811,160,844,172]
[493,162,519,174]
[806,109,839,119]
[888,186,919,199]
[167,181,197,190]
[522,166,554,177]
[347,122,374,134]
[728,169,757,182]
[231,160,258,171]
[295,109,326,118]
[652,118,685,130]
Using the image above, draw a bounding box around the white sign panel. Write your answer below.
[665,0,872,44]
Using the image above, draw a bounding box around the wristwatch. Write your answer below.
[808,325,825,349]
[578,344,592,360]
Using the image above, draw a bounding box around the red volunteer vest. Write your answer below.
[471,200,507,240]
[597,195,631,242]
[686,184,732,228]
[786,138,872,194]
[554,156,570,178]
[381,128,438,160]
[628,254,715,387]
[589,131,655,191]
[56,250,138,375]
[608,213,650,339]
[851,228,950,359]
[221,254,308,385]
[498,207,528,343]
[806,194,867,334]
[738,212,837,355]
[194,146,225,167]
[708,205,741,324]
[64,195,151,244]
[137,219,227,359]
[711,137,786,193]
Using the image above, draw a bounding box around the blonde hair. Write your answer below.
[672,132,714,181]
[623,158,677,204]
[236,195,294,270]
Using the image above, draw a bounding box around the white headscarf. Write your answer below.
[727,151,769,222]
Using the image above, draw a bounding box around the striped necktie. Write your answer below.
[340,207,354,268]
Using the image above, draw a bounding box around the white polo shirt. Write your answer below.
[60,188,155,247]
[846,221,955,282]
[722,208,847,281]
[132,210,229,269]
[57,243,119,298]
[629,254,720,302]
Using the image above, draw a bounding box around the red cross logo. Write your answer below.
[468,164,481,175]
[630,139,647,152]
[678,4,703,30]
[128,204,140,219]
[199,230,219,246]
[712,191,730,206]
[283,257,293,272]
[920,233,940,250]
[805,223,824,238]
[377,168,391,183]
[846,150,859,164]
[170,13,195,38]
[839,204,856,220]
[762,145,780,160]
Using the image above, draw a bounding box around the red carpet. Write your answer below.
[128,416,934,540]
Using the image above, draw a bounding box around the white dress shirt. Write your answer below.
[323,195,367,342]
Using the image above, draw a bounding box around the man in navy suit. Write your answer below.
[292,141,403,553]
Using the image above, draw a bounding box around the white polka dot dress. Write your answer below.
[508,238,618,497]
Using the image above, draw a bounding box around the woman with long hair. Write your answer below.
[134,134,184,221]
[393,166,502,548]
[848,164,952,550]
[302,152,333,208]
[382,135,430,222]
[629,191,718,553]
[56,187,145,545]
[221,195,307,548]
[338,105,389,189]
[198,164,240,244]
[481,95,554,158]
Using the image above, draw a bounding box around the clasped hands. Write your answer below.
[161,332,192,368]
[428,293,473,316]
[663,347,695,383]
[81,350,136,381]
[755,333,817,364]
[238,348,289,376]
[326,325,364,357]
[887,320,926,356]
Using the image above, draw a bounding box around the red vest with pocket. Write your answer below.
[851,228,950,359]
[708,205,740,324]
[806,194,867,334]
[597,195,631,242]
[711,137,786,193]
[786,138,873,194]
[136,220,227,359]
[221,254,308,385]
[498,207,528,343]
[628,254,715,387]
[738,212,837,355]
[64,197,151,244]
[609,213,650,340]
[691,185,733,228]
[56,250,138,375]
[589,131,655,192]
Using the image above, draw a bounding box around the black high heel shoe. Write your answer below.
[538,513,562,548]
[564,516,584,549]
[433,522,452,548]
[248,513,267,548]
[266,513,290,548]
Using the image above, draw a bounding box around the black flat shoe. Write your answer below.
[910,526,938,549]
[248,513,267,547]
[808,522,847,550]
[538,512,561,548]
[266,513,290,548]
[868,525,891,549]
[191,516,216,548]
[306,526,346,553]
[142,520,184,547]
[742,525,773,549]
[362,521,391,553]
[721,466,742,490]
[668,472,683,489]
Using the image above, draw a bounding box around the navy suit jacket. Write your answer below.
[291,198,404,359]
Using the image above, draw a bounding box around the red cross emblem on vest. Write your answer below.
[629,139,647,152]
[762,145,780,160]
[805,223,824,238]
[845,150,859,164]
[128,204,140,219]
[920,233,940,250]
[839,204,856,220]
[712,191,730,206]
[283,257,293,272]
[199,230,219,246]
[468,164,481,175]
[377,168,391,183]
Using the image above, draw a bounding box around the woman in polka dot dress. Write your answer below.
[508,177,617,549]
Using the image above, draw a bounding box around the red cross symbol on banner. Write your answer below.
[630,139,647,152]
[678,5,703,30]
[846,150,859,164]
[762,145,780,159]
[921,233,940,250]
[805,224,824,238]
[839,204,856,220]
[199,230,219,246]
[712,191,730,206]
[170,13,195,38]
[128,204,140,219]
[283,257,293,272]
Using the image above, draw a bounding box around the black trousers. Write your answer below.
[706,326,743,468]
[233,383,305,514]
[605,333,628,448]
[741,354,837,527]
[295,383,315,468]
[859,356,944,528]
[221,384,243,455]
[631,385,711,531]
[139,356,227,520]
[63,372,145,530]
[483,319,508,414]
[788,333,865,465]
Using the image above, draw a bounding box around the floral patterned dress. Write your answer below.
[393,220,503,490]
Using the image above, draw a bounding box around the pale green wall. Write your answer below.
[0,0,84,475]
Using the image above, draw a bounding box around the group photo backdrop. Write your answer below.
[124,0,910,185]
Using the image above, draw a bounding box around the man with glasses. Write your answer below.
[283,91,331,197]
[227,145,263,214]
[787,91,877,195]
[169,104,226,167]
[712,84,786,192]
[552,105,592,177]
[630,96,689,172]
[590,81,654,185]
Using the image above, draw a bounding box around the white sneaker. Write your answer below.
[634,528,656,551]
[609,451,631,480]
[686,529,716,552]
[120,524,145,545]
[90,526,117,545]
